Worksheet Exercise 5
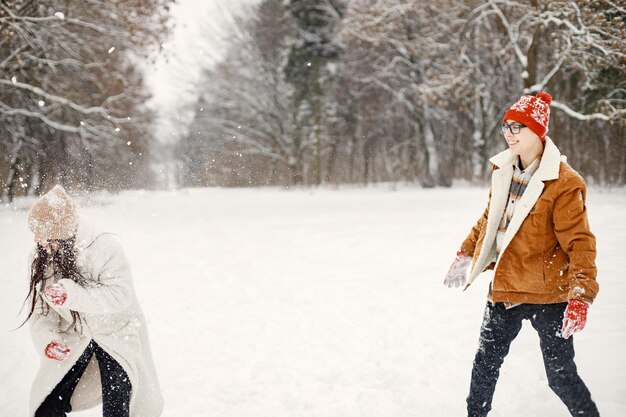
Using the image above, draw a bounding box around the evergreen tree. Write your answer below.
[285,0,345,184]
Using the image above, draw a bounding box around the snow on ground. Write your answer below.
[1,186,624,416]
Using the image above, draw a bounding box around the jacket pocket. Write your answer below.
[528,204,548,226]
[528,197,553,227]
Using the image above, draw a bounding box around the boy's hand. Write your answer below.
[444,251,472,288]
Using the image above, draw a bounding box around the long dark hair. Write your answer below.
[22,236,88,331]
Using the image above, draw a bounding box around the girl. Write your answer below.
[24,185,163,417]
[444,92,600,417]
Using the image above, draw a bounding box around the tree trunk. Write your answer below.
[3,165,17,203]
[1,139,24,203]
[312,63,323,185]
[421,100,440,187]
[325,138,339,184]
[28,158,41,196]
[348,134,357,183]
[524,26,541,90]
[472,97,485,183]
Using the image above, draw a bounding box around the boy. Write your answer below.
[444,92,600,417]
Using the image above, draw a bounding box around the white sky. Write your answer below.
[144,0,259,145]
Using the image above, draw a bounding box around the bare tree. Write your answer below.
[0,0,171,201]
[175,0,624,188]
[179,0,306,186]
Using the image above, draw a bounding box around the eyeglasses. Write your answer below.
[501,123,527,135]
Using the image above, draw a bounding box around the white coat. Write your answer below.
[28,220,163,416]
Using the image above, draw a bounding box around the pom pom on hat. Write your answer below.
[28,185,78,240]
[536,91,552,106]
[504,91,552,142]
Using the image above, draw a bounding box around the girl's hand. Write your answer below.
[44,340,71,361]
[44,283,67,305]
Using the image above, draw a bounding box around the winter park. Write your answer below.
[1,1,625,417]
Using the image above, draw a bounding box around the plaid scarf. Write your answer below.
[496,157,541,254]
[490,156,540,308]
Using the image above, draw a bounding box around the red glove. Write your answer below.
[444,251,472,288]
[561,299,589,339]
[45,340,71,361]
[44,283,67,305]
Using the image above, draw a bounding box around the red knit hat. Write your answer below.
[504,91,552,142]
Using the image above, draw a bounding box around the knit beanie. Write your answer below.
[504,91,552,142]
[28,185,78,240]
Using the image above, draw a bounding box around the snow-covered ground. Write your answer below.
[1,186,624,416]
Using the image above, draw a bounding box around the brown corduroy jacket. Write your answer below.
[460,137,599,305]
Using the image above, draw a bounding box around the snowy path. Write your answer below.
[1,186,624,416]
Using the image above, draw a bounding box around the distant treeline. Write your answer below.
[1,1,624,202]
[178,0,625,188]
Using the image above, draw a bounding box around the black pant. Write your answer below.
[35,340,132,417]
[467,302,599,417]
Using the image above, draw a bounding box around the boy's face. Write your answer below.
[503,119,541,156]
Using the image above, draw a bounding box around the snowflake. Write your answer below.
[531,108,548,126]
[511,96,532,112]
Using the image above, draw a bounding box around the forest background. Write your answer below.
[1,0,624,200]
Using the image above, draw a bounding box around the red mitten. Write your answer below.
[44,340,71,361]
[444,251,472,288]
[561,299,589,339]
[44,283,67,305]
